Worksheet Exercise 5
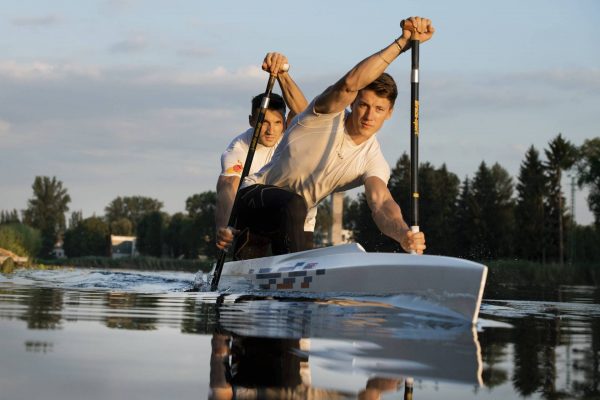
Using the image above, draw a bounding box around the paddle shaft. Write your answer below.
[410,39,420,233]
[210,74,278,291]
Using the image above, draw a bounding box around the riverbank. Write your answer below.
[486,259,599,286]
[36,256,213,272]
[0,247,30,273]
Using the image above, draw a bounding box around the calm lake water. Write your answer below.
[1,267,598,400]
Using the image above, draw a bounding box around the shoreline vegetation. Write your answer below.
[2,247,598,289]
[485,259,599,294]
[37,256,214,273]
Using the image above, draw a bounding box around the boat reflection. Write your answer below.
[209,333,408,399]
[198,294,484,398]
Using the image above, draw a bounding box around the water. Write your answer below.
[1,268,598,399]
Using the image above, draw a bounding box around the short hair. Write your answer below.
[362,73,398,108]
[251,93,286,119]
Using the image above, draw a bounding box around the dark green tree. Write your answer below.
[544,133,578,265]
[63,216,110,257]
[514,146,548,261]
[186,191,217,258]
[165,212,204,259]
[0,209,20,224]
[571,225,600,264]
[69,210,83,229]
[110,218,134,236]
[577,137,600,227]
[136,211,170,257]
[490,163,516,257]
[417,162,460,256]
[104,196,163,233]
[455,177,476,259]
[165,212,188,258]
[467,162,515,260]
[22,176,71,257]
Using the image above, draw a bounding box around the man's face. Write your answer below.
[349,90,393,138]
[249,109,285,147]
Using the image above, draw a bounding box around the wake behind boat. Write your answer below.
[209,243,488,323]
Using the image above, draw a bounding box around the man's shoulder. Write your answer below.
[224,128,253,151]
[295,98,347,122]
[231,128,253,144]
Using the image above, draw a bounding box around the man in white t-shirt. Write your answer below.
[219,17,431,256]
[215,52,309,259]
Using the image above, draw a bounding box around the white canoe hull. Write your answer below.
[213,243,488,323]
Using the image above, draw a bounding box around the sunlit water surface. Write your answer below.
[0,268,598,400]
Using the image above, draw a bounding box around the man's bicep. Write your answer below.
[314,80,358,115]
[364,176,392,210]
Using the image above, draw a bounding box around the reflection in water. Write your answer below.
[1,271,599,399]
[182,294,484,398]
[25,341,54,354]
[480,291,600,398]
[103,292,159,330]
[208,333,405,399]
[198,296,483,386]
[20,287,64,330]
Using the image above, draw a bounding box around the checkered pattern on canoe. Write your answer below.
[250,261,325,290]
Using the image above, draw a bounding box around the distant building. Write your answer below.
[51,241,66,259]
[110,235,138,259]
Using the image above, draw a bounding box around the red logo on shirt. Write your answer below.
[225,161,243,175]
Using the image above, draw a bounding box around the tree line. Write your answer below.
[1,134,599,265]
[325,134,600,265]
[1,181,218,260]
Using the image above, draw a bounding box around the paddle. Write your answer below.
[409,29,420,252]
[210,65,288,291]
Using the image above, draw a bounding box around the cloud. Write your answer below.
[176,46,215,59]
[0,61,101,81]
[11,15,62,27]
[109,35,148,53]
[0,119,11,136]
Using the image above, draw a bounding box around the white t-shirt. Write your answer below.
[244,99,390,224]
[220,128,317,232]
[220,128,278,177]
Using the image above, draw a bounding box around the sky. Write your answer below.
[1,0,598,225]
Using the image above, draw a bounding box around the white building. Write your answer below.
[110,235,138,259]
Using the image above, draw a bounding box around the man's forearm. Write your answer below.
[277,72,308,119]
[371,199,410,244]
[343,36,408,93]
[215,177,239,229]
[315,36,408,114]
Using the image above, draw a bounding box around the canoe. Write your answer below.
[210,243,488,324]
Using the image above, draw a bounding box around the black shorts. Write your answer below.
[233,184,312,259]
